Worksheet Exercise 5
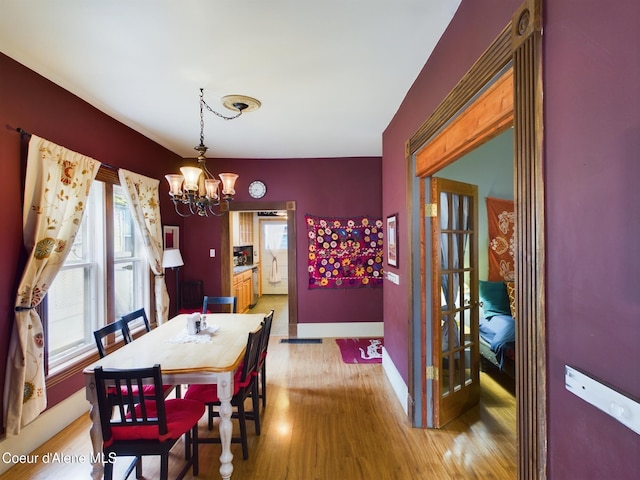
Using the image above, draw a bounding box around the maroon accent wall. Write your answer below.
[544,1,640,478]
[0,52,183,415]
[382,0,519,382]
[383,0,639,478]
[179,157,383,324]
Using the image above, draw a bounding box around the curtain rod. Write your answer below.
[13,126,118,173]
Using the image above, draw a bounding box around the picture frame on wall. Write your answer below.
[386,214,398,267]
[163,225,179,250]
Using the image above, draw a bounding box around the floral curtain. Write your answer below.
[3,135,100,435]
[118,169,169,325]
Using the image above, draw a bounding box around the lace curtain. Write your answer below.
[265,222,286,284]
[3,135,100,434]
[118,169,169,325]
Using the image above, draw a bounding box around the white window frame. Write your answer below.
[45,178,150,374]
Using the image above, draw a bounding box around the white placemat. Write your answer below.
[166,325,220,344]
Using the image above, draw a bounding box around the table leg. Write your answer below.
[217,371,234,480]
[85,376,103,480]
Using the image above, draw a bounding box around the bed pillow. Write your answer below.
[479,280,511,318]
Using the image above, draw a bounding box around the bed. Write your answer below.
[478,280,516,378]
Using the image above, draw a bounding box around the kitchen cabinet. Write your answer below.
[232,212,254,246]
[232,268,253,313]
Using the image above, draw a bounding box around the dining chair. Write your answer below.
[184,325,263,460]
[93,364,204,480]
[180,280,204,313]
[96,316,175,398]
[202,296,237,314]
[255,310,275,408]
[94,320,132,358]
[120,308,151,337]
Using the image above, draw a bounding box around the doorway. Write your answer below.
[407,2,546,477]
[222,201,298,337]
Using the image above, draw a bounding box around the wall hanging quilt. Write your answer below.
[305,214,384,289]
[486,197,515,281]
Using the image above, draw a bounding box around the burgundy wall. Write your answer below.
[179,157,383,324]
[382,0,520,382]
[383,0,639,478]
[0,52,383,420]
[0,52,184,415]
[544,1,640,478]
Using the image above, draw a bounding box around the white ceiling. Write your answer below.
[0,0,460,159]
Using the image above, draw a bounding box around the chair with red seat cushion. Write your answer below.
[255,310,274,408]
[93,364,205,480]
[184,325,262,460]
[120,308,151,336]
[119,309,179,398]
[179,280,204,314]
[94,319,132,358]
[202,296,237,314]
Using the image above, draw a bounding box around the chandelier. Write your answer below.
[165,88,260,217]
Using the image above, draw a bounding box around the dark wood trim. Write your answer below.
[408,25,513,157]
[224,201,298,333]
[512,1,546,478]
[407,0,546,477]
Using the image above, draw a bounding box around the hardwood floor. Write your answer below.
[0,328,516,479]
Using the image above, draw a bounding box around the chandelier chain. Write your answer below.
[198,88,242,147]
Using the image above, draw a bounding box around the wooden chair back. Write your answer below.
[202,296,237,314]
[94,319,132,358]
[120,308,151,337]
[181,280,204,310]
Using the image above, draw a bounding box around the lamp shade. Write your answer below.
[162,249,184,269]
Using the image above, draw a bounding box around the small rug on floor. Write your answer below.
[335,338,383,364]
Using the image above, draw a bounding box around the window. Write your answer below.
[46,180,149,371]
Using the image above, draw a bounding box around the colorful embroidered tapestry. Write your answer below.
[305,215,384,289]
[486,197,516,281]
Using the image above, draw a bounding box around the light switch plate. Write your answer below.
[209,249,215,257]
[565,365,640,435]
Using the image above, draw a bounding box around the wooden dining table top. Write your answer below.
[83,313,266,375]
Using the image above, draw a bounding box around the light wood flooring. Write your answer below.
[0,303,516,479]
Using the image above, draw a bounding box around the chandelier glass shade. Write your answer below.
[165,88,259,217]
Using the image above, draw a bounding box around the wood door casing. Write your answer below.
[408,1,545,477]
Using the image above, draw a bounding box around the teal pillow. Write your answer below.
[479,281,511,318]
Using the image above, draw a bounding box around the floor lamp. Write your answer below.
[162,249,184,314]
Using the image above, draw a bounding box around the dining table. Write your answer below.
[83,312,266,480]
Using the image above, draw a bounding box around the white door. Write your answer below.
[260,219,288,295]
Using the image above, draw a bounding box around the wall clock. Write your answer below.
[248,180,267,199]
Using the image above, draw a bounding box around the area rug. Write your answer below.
[335,338,383,364]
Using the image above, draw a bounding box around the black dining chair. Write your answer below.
[255,310,275,408]
[180,280,204,313]
[120,308,151,337]
[184,325,263,460]
[94,319,132,358]
[202,296,237,314]
[93,364,204,480]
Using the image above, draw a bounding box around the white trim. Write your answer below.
[296,322,383,338]
[0,389,88,475]
[382,346,409,416]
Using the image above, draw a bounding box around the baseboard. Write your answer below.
[382,347,409,417]
[0,389,88,475]
[296,321,383,338]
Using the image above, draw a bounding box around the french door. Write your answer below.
[429,177,480,427]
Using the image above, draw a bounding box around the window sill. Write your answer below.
[46,338,127,388]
